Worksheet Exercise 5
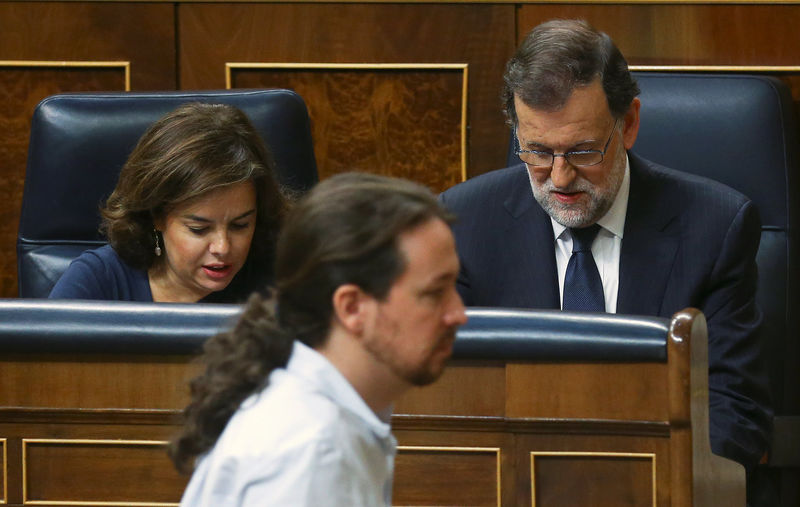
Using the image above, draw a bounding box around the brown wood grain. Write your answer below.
[0,2,176,298]
[178,3,516,180]
[394,361,506,417]
[516,432,671,507]
[394,447,500,506]
[506,361,669,422]
[232,67,465,192]
[532,454,654,507]
[24,440,187,504]
[0,305,706,507]
[518,5,799,66]
[0,355,201,410]
[518,5,800,114]
[0,67,126,299]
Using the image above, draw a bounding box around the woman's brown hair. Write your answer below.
[100,102,288,301]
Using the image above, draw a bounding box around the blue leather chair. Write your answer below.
[17,89,318,298]
[506,72,800,506]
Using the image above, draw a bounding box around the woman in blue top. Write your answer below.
[49,102,288,303]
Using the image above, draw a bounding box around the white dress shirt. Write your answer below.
[544,156,630,313]
[180,341,397,507]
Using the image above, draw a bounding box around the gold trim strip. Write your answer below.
[530,451,656,507]
[23,438,167,445]
[0,60,131,91]
[460,64,469,182]
[631,65,800,73]
[398,445,501,507]
[1,438,6,505]
[225,62,469,181]
[226,62,470,71]
[22,439,175,506]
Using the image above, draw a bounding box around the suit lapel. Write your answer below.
[501,169,560,309]
[617,154,680,316]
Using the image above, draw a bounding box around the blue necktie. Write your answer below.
[563,224,605,312]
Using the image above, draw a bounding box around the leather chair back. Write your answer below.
[18,89,318,298]
[630,74,800,466]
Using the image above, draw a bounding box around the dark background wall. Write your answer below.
[2,1,798,298]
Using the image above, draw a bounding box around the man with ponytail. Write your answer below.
[170,172,468,506]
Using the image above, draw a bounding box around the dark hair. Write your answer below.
[502,19,640,124]
[169,172,453,473]
[100,102,288,301]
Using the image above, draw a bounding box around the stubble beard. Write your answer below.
[530,148,627,229]
[363,325,457,388]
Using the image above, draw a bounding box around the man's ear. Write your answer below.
[622,97,641,150]
[331,284,372,336]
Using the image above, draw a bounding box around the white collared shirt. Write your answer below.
[180,341,397,507]
[535,156,630,313]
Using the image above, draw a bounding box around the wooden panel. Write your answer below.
[517,4,800,118]
[23,439,186,505]
[516,433,670,507]
[518,5,800,65]
[531,452,655,507]
[0,3,175,88]
[394,446,500,507]
[0,2,176,298]
[506,362,668,421]
[394,361,506,417]
[231,65,465,192]
[0,355,201,409]
[0,66,126,300]
[179,3,516,181]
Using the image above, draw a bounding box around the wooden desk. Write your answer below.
[0,306,742,506]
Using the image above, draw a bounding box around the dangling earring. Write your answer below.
[153,229,162,257]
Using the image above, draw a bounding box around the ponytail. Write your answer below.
[168,292,293,473]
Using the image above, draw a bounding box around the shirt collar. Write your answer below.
[286,341,393,438]
[550,153,630,240]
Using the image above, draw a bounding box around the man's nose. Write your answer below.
[447,290,468,327]
[550,156,577,189]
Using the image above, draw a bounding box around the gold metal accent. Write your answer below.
[631,65,800,73]
[21,438,175,506]
[0,60,131,91]
[530,451,657,507]
[225,62,469,182]
[1,438,6,505]
[398,445,501,507]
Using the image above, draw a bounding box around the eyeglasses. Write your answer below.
[514,119,619,168]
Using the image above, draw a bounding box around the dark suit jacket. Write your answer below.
[440,151,772,469]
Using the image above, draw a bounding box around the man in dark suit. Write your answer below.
[440,18,772,503]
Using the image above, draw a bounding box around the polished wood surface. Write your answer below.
[518,5,800,66]
[2,2,799,300]
[394,446,501,506]
[0,354,199,409]
[24,440,185,504]
[518,4,800,121]
[178,3,515,189]
[0,309,740,506]
[231,66,466,191]
[0,2,175,297]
